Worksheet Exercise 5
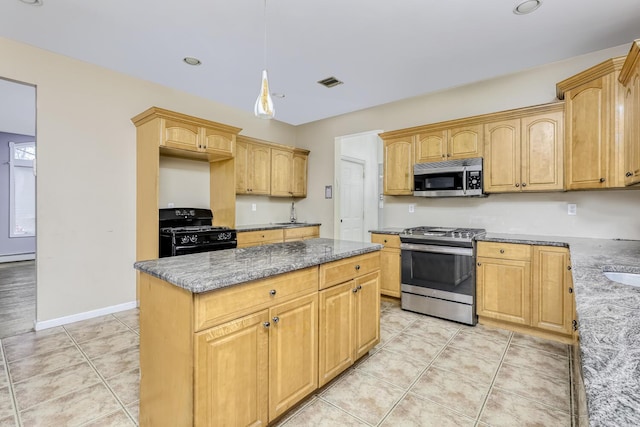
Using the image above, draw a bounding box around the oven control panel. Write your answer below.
[467,171,482,190]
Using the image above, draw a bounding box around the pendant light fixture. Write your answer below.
[254,0,275,119]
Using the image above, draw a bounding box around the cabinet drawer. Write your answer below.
[237,229,284,246]
[284,226,319,241]
[371,234,401,249]
[194,267,318,331]
[319,252,380,290]
[477,241,531,261]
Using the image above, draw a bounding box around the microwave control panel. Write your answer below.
[467,171,482,190]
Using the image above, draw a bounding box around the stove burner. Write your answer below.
[400,226,486,245]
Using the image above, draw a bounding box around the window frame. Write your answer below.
[8,140,36,238]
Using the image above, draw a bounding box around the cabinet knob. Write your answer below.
[567,266,572,271]
[521,183,527,187]
[353,288,358,293]
[573,319,578,331]
[272,316,280,324]
[569,288,573,294]
[500,249,505,254]
[384,239,387,243]
[263,322,271,328]
[477,262,481,266]
[357,285,362,290]
[442,154,446,158]
[515,183,520,187]
[355,264,361,271]
[599,178,606,183]
[269,289,277,296]
[626,172,633,177]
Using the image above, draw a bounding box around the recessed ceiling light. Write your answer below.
[19,0,43,5]
[183,57,202,66]
[513,0,542,15]
[317,76,344,88]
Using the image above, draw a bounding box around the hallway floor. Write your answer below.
[0,261,35,339]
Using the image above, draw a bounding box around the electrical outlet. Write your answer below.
[251,203,257,212]
[409,204,415,213]
[168,202,174,208]
[568,203,577,215]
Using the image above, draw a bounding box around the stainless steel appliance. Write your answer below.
[413,157,484,197]
[399,226,486,325]
[159,208,237,257]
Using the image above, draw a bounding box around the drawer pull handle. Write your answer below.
[263,322,270,328]
[355,265,361,271]
[269,289,277,296]
[272,316,280,324]
[500,249,505,254]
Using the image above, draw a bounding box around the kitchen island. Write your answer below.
[478,234,640,427]
[134,238,382,426]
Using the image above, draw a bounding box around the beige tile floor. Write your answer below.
[0,300,573,426]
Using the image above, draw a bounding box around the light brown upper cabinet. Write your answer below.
[619,39,640,186]
[557,57,627,190]
[415,125,483,163]
[270,148,309,198]
[382,136,414,195]
[236,137,271,195]
[484,105,564,193]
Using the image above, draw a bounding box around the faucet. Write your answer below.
[290,201,297,223]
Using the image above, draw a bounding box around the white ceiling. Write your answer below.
[1,0,639,125]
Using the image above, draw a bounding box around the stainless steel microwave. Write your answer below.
[413,157,484,197]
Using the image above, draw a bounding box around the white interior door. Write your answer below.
[339,158,365,241]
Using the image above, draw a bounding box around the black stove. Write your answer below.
[399,226,486,247]
[159,208,237,257]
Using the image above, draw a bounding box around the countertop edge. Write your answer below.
[236,223,322,232]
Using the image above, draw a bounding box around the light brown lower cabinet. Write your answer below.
[370,234,401,298]
[238,226,320,248]
[318,271,380,387]
[476,242,574,340]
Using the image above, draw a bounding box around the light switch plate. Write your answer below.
[409,204,415,213]
[251,203,257,212]
[568,203,577,215]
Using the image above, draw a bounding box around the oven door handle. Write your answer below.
[401,243,473,256]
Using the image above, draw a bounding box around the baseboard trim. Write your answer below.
[0,253,36,263]
[34,300,139,331]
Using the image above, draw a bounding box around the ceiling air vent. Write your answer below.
[317,76,343,88]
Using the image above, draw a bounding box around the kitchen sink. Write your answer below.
[603,271,640,288]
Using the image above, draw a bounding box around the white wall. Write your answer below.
[0,37,297,323]
[158,157,210,209]
[294,42,640,240]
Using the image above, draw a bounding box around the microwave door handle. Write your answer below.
[462,167,467,195]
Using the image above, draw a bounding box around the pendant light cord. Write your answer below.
[263,0,268,69]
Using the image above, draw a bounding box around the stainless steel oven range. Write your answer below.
[399,226,486,325]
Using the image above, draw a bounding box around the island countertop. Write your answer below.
[477,233,640,426]
[134,238,381,294]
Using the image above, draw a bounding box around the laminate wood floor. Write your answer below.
[0,261,35,338]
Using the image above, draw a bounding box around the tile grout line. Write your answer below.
[0,339,22,427]
[62,316,138,426]
[473,329,514,426]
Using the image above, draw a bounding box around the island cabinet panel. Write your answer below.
[370,234,401,298]
[269,293,318,421]
[318,254,380,387]
[194,310,269,427]
[237,229,284,248]
[283,226,320,242]
[319,252,380,290]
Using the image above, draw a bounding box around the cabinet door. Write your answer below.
[250,144,272,195]
[383,137,414,195]
[292,153,308,197]
[271,149,294,196]
[624,72,640,185]
[565,78,610,189]
[236,140,250,194]
[532,246,573,335]
[415,131,447,163]
[522,111,564,191]
[448,125,483,159]
[318,281,355,387]
[379,248,401,298]
[194,310,269,427]
[484,119,521,193]
[477,257,531,325]
[201,127,234,157]
[162,119,200,152]
[353,272,380,359]
[269,293,318,421]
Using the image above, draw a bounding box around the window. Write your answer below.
[9,141,36,237]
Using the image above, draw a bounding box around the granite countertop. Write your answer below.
[478,233,640,426]
[134,238,381,294]
[236,222,321,232]
[368,227,405,235]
